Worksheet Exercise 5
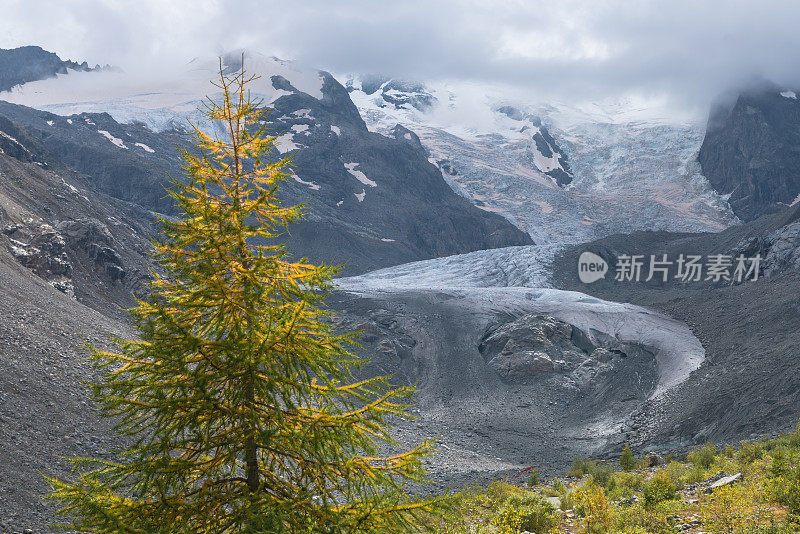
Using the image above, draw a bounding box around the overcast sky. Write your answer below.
[3,0,800,106]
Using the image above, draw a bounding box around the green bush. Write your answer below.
[770,449,789,477]
[569,457,596,477]
[737,440,765,465]
[592,463,615,489]
[687,441,718,469]
[642,472,677,508]
[770,467,800,515]
[620,444,636,472]
[496,497,557,534]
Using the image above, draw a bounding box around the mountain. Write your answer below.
[550,202,800,446]
[0,120,163,529]
[325,200,800,487]
[0,50,532,275]
[3,45,800,530]
[345,77,739,245]
[698,85,800,221]
[0,45,102,92]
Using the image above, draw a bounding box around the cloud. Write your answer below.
[3,0,800,106]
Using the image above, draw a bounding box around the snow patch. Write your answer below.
[791,193,800,206]
[781,91,797,99]
[344,162,376,187]
[291,109,313,119]
[354,189,366,202]
[274,132,300,153]
[134,142,155,153]
[97,130,128,149]
[0,51,322,133]
[337,200,344,206]
[46,120,54,126]
[292,174,320,190]
[291,124,310,135]
[380,238,395,242]
[330,125,341,136]
[66,118,72,124]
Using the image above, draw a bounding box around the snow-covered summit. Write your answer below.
[344,75,738,245]
[0,50,325,133]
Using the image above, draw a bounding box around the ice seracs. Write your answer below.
[345,75,737,246]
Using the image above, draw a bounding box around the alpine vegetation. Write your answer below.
[46,61,435,533]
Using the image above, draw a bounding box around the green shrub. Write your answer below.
[570,457,596,477]
[642,472,677,508]
[770,467,800,515]
[737,440,765,465]
[620,444,636,472]
[496,497,557,534]
[527,469,541,487]
[592,463,615,489]
[687,441,718,469]
[770,449,789,477]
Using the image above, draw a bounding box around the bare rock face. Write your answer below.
[763,220,800,275]
[479,314,600,381]
[699,87,800,221]
[732,215,800,279]
[3,222,73,294]
[487,350,555,380]
[56,218,126,282]
[477,314,654,387]
[1,218,129,296]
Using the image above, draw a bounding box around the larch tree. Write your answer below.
[47,60,435,533]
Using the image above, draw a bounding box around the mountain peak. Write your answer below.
[0,45,103,92]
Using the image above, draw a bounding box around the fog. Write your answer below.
[4,0,800,108]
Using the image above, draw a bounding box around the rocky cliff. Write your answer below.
[699,86,800,221]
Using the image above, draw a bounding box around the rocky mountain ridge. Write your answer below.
[699,84,800,221]
[0,45,107,92]
[0,50,533,275]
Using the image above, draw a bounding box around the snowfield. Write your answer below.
[0,51,323,135]
[345,76,738,245]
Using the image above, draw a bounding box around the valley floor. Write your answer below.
[420,423,800,533]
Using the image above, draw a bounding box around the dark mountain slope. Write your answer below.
[551,203,800,449]
[699,86,800,221]
[0,68,532,274]
[0,45,99,92]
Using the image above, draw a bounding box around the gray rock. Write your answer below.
[699,85,800,221]
[707,472,742,493]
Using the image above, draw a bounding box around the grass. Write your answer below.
[417,420,800,533]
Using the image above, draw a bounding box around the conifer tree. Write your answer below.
[619,444,636,472]
[47,60,434,533]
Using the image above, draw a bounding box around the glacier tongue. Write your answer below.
[337,244,705,398]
